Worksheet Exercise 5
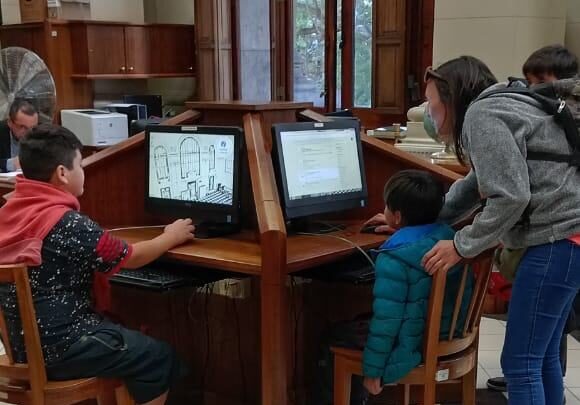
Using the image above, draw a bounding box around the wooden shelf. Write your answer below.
[71,73,195,80]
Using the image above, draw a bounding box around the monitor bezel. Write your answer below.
[272,120,368,220]
[145,125,243,224]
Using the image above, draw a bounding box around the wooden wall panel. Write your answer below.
[195,0,233,100]
[270,0,293,101]
[46,23,93,114]
[374,44,405,110]
[372,0,407,114]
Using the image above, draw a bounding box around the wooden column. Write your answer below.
[194,0,234,100]
[244,112,288,405]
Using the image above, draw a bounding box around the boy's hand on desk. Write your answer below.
[164,219,196,246]
[363,377,383,395]
[363,213,395,234]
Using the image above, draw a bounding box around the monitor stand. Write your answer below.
[286,218,346,235]
[194,222,240,239]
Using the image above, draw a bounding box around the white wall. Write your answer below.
[1,0,21,24]
[89,0,144,24]
[565,0,580,60]
[433,0,567,81]
[145,0,193,24]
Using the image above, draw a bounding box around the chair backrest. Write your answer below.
[421,250,494,367]
[0,264,48,401]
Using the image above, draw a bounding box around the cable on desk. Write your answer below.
[108,225,166,232]
[296,232,375,268]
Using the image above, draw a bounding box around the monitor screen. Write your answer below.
[123,95,163,118]
[145,125,242,224]
[272,121,367,219]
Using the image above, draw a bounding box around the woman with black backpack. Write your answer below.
[367,55,580,405]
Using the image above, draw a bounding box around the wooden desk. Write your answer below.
[286,224,385,273]
[112,228,262,275]
[0,102,466,404]
[112,223,386,276]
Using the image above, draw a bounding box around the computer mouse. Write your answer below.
[360,225,378,234]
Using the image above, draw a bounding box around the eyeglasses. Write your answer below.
[424,66,447,84]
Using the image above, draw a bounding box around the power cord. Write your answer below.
[231,295,248,403]
[108,225,166,232]
[296,232,375,268]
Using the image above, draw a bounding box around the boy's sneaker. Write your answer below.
[486,377,507,392]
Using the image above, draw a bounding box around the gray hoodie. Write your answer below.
[439,82,580,258]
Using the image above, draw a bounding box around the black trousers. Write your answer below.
[46,322,186,404]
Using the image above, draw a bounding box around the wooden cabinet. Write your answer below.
[0,23,48,62]
[149,25,195,75]
[70,21,194,78]
[71,24,127,75]
[124,26,150,74]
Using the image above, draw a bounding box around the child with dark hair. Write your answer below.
[523,44,579,84]
[0,124,195,405]
[362,170,473,395]
[312,170,473,404]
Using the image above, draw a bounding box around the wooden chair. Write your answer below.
[0,264,135,405]
[331,250,494,405]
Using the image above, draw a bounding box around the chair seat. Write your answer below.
[44,377,123,405]
[331,345,478,384]
[0,354,124,404]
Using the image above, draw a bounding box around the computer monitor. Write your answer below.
[145,125,243,238]
[123,95,163,118]
[272,120,368,228]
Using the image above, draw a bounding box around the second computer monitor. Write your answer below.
[123,95,163,118]
[272,120,368,220]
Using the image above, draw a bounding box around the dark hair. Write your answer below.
[523,45,579,80]
[19,124,83,182]
[383,170,445,226]
[426,56,498,165]
[9,98,38,121]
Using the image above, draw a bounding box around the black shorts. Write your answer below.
[46,322,185,404]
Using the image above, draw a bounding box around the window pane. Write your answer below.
[293,0,325,107]
[354,0,372,108]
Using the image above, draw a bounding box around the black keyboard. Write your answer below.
[111,266,227,291]
[293,254,375,284]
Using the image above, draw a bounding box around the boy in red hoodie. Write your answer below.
[0,124,195,405]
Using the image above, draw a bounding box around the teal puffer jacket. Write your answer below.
[362,224,474,383]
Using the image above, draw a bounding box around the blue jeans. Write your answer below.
[501,240,580,405]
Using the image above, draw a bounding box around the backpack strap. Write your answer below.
[475,86,580,166]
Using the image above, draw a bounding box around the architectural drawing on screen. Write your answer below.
[153,146,170,182]
[149,132,235,205]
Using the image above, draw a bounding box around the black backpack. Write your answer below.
[475,77,580,166]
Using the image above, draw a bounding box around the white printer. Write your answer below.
[60,109,128,146]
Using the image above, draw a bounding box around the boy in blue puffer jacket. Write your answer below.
[362,170,474,396]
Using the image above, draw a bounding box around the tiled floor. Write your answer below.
[478,316,580,404]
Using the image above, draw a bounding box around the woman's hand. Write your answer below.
[422,240,462,275]
[363,213,395,234]
[363,377,383,395]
